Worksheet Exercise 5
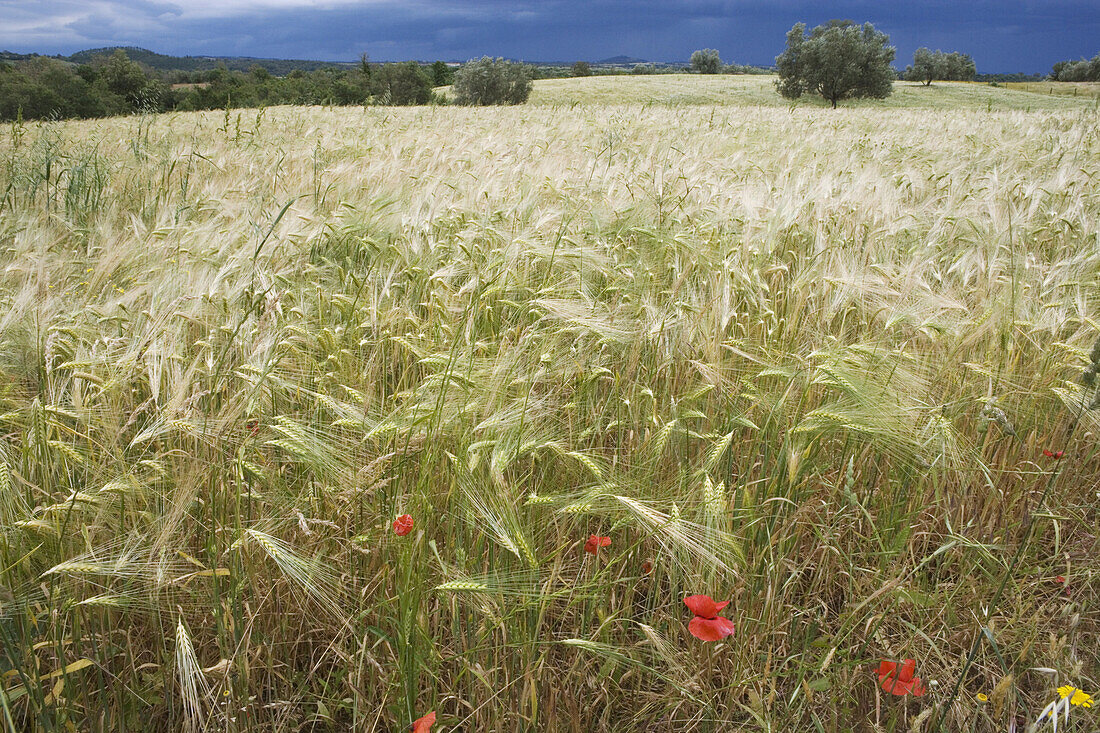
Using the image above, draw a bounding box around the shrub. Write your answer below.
[452,57,533,105]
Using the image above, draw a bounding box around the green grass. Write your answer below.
[0,78,1096,731]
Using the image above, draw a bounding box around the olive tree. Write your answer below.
[690,49,722,74]
[904,48,975,85]
[775,20,895,108]
[1051,54,1100,81]
[452,57,533,105]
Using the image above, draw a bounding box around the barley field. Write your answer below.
[0,76,1097,731]
[514,74,1094,109]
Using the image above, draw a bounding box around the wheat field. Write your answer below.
[0,77,1097,731]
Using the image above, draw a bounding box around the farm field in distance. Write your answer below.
[512,73,1096,108]
[0,75,1097,731]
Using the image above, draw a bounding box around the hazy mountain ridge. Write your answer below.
[2,46,355,74]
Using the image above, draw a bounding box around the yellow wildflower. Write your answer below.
[1057,685,1094,708]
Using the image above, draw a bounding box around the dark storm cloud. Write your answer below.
[1,0,1097,72]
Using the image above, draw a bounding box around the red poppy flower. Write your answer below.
[410,711,435,732]
[1043,449,1064,459]
[584,535,611,554]
[683,594,736,641]
[246,419,259,436]
[1055,576,1071,596]
[641,560,653,574]
[392,514,414,536]
[876,659,927,696]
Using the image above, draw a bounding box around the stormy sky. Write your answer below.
[2,0,1097,72]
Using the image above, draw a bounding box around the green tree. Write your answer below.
[370,62,431,105]
[1051,54,1099,81]
[904,48,975,84]
[947,52,976,80]
[905,47,938,85]
[571,61,592,77]
[0,57,106,120]
[775,20,895,108]
[690,48,722,74]
[97,50,150,105]
[451,57,533,105]
[75,64,97,84]
[430,60,453,87]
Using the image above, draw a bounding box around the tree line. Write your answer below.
[11,29,1085,121]
[0,50,538,121]
[902,49,976,85]
[772,21,988,107]
[570,59,769,77]
[1050,54,1100,82]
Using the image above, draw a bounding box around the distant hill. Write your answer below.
[598,56,648,65]
[0,50,49,62]
[60,47,354,74]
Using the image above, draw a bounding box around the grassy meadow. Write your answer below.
[1003,81,1100,100]
[513,74,1096,109]
[0,75,1097,731]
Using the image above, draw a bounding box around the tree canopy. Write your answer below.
[1050,54,1100,82]
[369,61,431,105]
[451,57,533,106]
[775,20,895,108]
[0,49,448,121]
[903,48,976,85]
[690,49,722,74]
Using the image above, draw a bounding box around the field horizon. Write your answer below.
[0,75,1096,731]
[441,73,1100,109]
